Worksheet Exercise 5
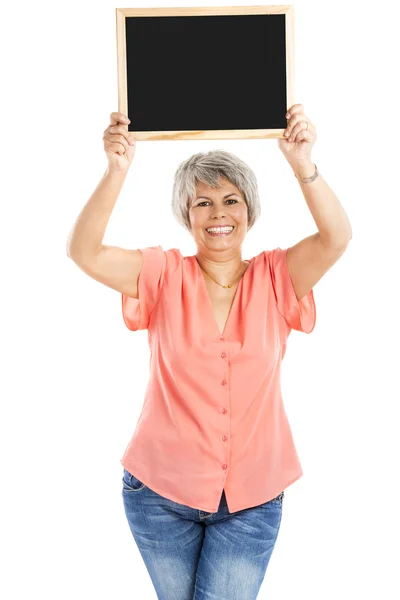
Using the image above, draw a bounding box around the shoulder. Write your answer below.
[143,246,183,271]
[246,247,287,270]
[258,247,287,261]
[165,247,184,268]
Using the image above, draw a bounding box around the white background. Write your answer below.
[2,1,399,598]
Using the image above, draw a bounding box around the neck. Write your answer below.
[195,253,249,287]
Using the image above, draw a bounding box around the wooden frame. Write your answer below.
[116,5,295,141]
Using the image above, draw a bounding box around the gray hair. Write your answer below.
[171,150,261,233]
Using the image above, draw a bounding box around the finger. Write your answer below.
[105,133,132,153]
[292,130,312,144]
[286,104,304,118]
[104,135,136,152]
[285,114,312,137]
[287,112,310,129]
[288,123,313,143]
[106,141,129,156]
[110,112,130,125]
[107,125,135,146]
[287,122,308,142]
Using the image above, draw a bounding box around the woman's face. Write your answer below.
[188,176,248,253]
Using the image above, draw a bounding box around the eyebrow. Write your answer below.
[195,193,240,201]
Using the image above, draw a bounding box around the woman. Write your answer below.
[67,104,352,599]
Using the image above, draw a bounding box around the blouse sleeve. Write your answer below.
[121,245,167,331]
[268,247,316,333]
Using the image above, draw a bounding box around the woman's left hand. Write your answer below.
[278,104,317,165]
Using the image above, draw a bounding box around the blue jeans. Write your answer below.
[122,467,284,600]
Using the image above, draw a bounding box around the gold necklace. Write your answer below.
[196,259,249,289]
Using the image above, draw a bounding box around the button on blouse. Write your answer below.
[121,246,316,513]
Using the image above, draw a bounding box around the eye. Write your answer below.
[197,199,238,207]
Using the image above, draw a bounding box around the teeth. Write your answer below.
[206,226,234,233]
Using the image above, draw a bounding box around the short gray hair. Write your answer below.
[171,150,261,233]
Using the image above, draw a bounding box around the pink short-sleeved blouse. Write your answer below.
[120,245,316,513]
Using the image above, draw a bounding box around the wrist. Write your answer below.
[290,160,315,179]
[105,166,130,179]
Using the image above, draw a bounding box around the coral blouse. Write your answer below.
[120,245,316,513]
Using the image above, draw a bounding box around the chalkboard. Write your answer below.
[116,6,295,141]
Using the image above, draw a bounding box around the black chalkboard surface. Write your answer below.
[116,6,295,140]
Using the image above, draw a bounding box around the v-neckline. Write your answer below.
[193,255,254,338]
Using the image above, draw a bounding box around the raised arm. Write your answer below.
[67,111,142,298]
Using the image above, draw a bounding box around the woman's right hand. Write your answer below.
[103,112,136,172]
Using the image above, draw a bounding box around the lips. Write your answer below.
[205,226,235,236]
[205,226,235,231]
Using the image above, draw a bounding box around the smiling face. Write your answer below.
[188,176,249,253]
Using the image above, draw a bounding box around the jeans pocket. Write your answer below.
[122,468,146,492]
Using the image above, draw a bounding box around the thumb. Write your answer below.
[125,138,137,162]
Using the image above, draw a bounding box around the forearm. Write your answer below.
[291,160,352,247]
[66,167,128,260]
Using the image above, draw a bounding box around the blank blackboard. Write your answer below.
[116,6,295,141]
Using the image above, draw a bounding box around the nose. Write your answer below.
[210,206,228,219]
[211,212,228,220]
